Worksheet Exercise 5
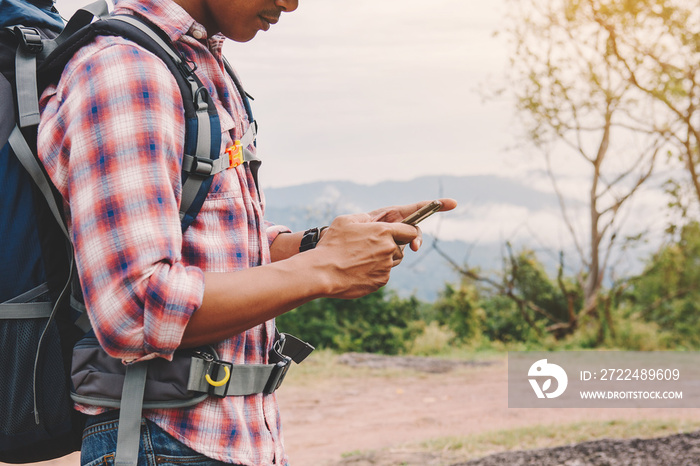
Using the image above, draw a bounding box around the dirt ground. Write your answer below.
[279,354,700,465]
[10,353,700,466]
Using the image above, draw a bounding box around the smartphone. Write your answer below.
[401,200,442,226]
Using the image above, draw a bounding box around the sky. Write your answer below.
[53,0,672,266]
[224,0,519,189]
[59,0,522,189]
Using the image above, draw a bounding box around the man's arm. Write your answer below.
[267,199,458,262]
[183,199,458,347]
[181,213,422,347]
[268,230,304,263]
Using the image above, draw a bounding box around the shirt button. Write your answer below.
[193,30,204,40]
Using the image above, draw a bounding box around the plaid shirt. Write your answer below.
[37,0,290,464]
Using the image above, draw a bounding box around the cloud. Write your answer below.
[225,0,513,187]
[422,202,574,248]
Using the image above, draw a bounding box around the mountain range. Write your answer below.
[263,175,562,301]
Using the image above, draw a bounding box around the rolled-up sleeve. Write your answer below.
[38,38,204,362]
[264,221,291,248]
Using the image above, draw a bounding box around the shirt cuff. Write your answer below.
[265,221,291,247]
[110,263,205,364]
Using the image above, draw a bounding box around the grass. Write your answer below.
[283,348,504,388]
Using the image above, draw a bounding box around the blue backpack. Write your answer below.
[0,0,263,461]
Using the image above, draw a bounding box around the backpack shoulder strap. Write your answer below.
[40,14,257,232]
[221,56,262,197]
[10,0,108,128]
[6,0,108,233]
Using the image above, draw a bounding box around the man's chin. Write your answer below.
[230,31,259,43]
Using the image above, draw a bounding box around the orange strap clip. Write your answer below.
[225,140,244,169]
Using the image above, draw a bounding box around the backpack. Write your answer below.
[0,1,306,463]
[0,1,98,461]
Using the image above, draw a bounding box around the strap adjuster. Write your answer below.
[205,360,233,398]
[263,332,297,394]
[13,26,43,53]
[190,157,214,176]
[263,355,292,395]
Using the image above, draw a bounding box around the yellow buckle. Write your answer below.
[205,365,231,387]
[225,141,243,169]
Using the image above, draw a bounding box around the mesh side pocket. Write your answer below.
[0,316,73,450]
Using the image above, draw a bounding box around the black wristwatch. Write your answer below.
[299,227,326,252]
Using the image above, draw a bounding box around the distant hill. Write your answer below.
[264,174,559,218]
[263,175,562,301]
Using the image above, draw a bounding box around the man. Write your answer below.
[38,0,456,464]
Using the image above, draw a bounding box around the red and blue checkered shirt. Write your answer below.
[37,0,290,463]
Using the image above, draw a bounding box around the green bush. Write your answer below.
[406,321,456,356]
[276,288,424,354]
[432,281,483,342]
[623,221,700,348]
[479,294,538,343]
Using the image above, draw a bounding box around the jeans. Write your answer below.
[81,411,240,466]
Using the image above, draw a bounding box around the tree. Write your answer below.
[434,241,583,340]
[501,0,669,332]
[432,279,483,342]
[587,0,700,206]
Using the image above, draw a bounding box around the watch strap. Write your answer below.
[299,227,321,252]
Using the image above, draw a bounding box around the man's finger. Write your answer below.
[390,223,420,245]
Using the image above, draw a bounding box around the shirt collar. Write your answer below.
[113,0,222,46]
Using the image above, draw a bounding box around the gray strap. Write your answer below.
[71,296,93,333]
[187,333,314,396]
[194,97,211,158]
[82,0,111,18]
[70,392,208,410]
[15,47,39,127]
[181,148,257,176]
[187,359,276,396]
[179,95,212,222]
[243,148,259,164]
[0,73,14,145]
[51,0,110,50]
[3,282,49,303]
[179,177,204,222]
[0,302,53,319]
[240,121,260,166]
[239,121,257,149]
[8,126,69,238]
[181,124,259,175]
[0,283,52,319]
[115,362,148,466]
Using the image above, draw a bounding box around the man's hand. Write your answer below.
[365,198,458,251]
[308,213,413,299]
[310,198,457,299]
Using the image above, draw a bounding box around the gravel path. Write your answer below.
[459,430,700,466]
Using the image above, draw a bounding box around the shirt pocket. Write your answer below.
[206,166,245,200]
